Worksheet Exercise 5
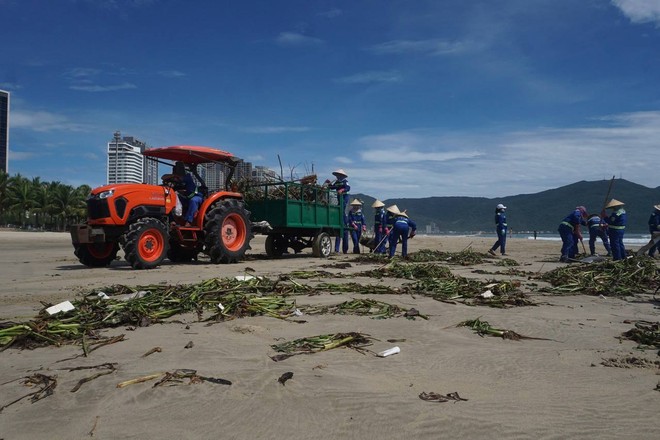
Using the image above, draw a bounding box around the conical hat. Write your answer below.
[397,211,408,218]
[350,199,363,206]
[332,169,348,178]
[654,204,660,211]
[386,204,400,214]
[605,199,624,209]
[371,200,385,208]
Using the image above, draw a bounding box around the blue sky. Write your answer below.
[2,0,660,198]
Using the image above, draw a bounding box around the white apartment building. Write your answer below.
[107,134,158,184]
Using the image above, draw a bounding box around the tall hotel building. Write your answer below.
[107,133,158,185]
[0,90,9,173]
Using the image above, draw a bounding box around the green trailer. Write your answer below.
[246,181,345,258]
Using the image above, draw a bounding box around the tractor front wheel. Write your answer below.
[123,218,169,269]
[74,242,119,267]
[204,199,252,264]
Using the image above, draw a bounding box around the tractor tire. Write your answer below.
[167,240,197,263]
[123,218,169,269]
[74,242,119,267]
[265,234,287,257]
[312,232,332,258]
[204,199,252,264]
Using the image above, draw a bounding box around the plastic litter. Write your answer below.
[481,290,494,298]
[293,308,303,316]
[97,292,109,300]
[377,346,400,357]
[46,300,75,316]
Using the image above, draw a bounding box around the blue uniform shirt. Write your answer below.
[605,208,626,228]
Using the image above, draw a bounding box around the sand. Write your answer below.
[0,230,658,439]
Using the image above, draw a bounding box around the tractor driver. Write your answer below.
[173,161,203,227]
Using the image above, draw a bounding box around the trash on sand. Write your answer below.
[46,301,75,316]
[278,372,294,385]
[293,308,303,316]
[377,346,400,357]
[235,275,255,281]
[480,290,494,299]
[97,292,109,300]
[419,391,468,403]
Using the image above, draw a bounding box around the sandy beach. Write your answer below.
[0,230,658,439]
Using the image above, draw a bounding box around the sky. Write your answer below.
[2,0,660,199]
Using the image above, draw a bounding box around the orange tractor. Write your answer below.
[70,146,253,269]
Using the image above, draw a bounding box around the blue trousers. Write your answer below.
[588,227,611,255]
[389,223,409,257]
[607,229,626,260]
[184,195,203,223]
[374,227,386,253]
[350,227,362,253]
[490,228,507,254]
[558,224,576,259]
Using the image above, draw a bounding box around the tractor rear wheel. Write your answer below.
[123,218,169,269]
[74,242,119,267]
[204,199,252,264]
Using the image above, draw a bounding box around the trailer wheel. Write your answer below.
[205,199,252,264]
[265,234,287,257]
[312,232,332,258]
[123,218,169,269]
[167,241,197,263]
[74,242,119,267]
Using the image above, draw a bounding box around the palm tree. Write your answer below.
[0,171,8,219]
[50,183,84,231]
[32,180,52,229]
[7,174,35,227]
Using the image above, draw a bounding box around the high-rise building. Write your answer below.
[107,133,158,184]
[198,162,227,192]
[0,90,9,174]
[234,159,253,180]
[251,165,277,182]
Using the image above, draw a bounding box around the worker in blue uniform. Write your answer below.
[558,206,587,262]
[173,161,203,227]
[325,169,350,253]
[388,208,417,258]
[602,199,627,261]
[488,203,508,256]
[347,199,367,253]
[636,205,660,257]
[586,214,611,256]
[371,200,387,254]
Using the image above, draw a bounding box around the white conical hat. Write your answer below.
[332,169,348,178]
[371,200,385,208]
[350,199,363,206]
[386,204,400,214]
[605,199,624,209]
[653,204,660,211]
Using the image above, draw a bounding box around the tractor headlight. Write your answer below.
[98,189,115,199]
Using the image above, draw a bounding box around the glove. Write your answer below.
[385,228,390,234]
[362,225,367,232]
[378,227,383,234]
[409,231,416,239]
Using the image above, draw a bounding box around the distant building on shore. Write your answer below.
[107,132,158,184]
[0,89,9,174]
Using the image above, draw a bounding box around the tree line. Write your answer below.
[0,171,90,231]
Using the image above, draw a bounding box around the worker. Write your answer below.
[602,199,627,261]
[488,203,508,256]
[372,200,387,254]
[325,169,350,212]
[325,169,350,253]
[558,206,587,262]
[586,214,611,256]
[173,161,203,227]
[389,207,416,258]
[347,199,367,253]
[636,204,660,257]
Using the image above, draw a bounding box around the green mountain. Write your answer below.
[354,179,660,234]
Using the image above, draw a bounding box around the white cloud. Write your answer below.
[348,111,660,198]
[158,70,186,78]
[11,110,89,132]
[69,82,137,92]
[334,71,402,84]
[276,32,324,47]
[9,151,36,160]
[612,0,660,25]
[368,39,470,56]
[240,126,312,134]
